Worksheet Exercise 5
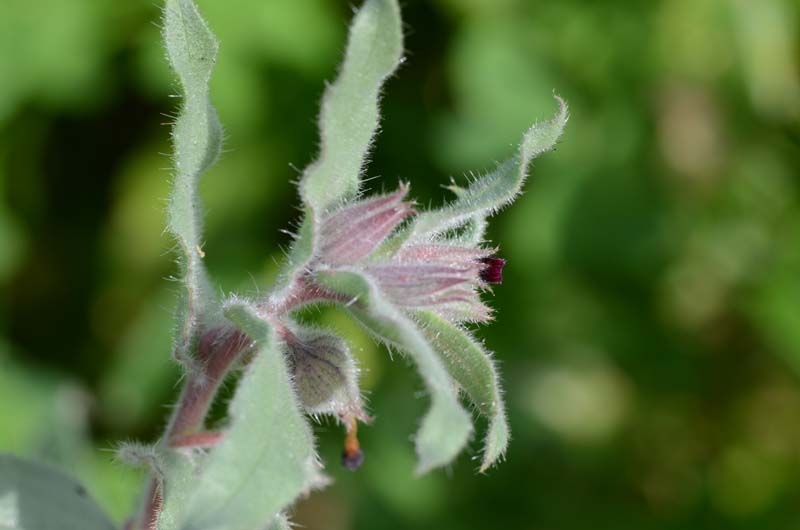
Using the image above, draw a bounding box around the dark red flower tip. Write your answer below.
[479,257,506,284]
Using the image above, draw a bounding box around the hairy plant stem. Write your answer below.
[131,327,247,530]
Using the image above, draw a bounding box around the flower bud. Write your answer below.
[364,244,496,323]
[283,327,364,419]
[318,185,414,266]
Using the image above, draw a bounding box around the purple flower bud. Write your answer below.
[318,185,414,266]
[479,257,506,284]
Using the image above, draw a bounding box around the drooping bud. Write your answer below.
[282,326,365,419]
[479,257,506,284]
[318,184,414,266]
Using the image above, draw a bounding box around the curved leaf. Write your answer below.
[163,0,223,358]
[412,96,568,239]
[300,0,404,213]
[415,311,510,471]
[316,269,472,473]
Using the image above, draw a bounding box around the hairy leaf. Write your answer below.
[0,454,115,530]
[300,0,404,213]
[415,311,510,471]
[316,269,472,473]
[412,96,568,239]
[163,0,223,357]
[450,216,488,247]
[170,300,323,530]
[154,449,197,530]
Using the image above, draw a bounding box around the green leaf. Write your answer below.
[316,269,472,473]
[154,449,197,530]
[169,300,323,530]
[0,454,115,530]
[273,213,315,292]
[300,0,403,213]
[414,311,510,472]
[450,215,488,247]
[412,96,568,239]
[163,0,224,357]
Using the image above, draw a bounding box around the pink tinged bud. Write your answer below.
[393,244,495,263]
[365,243,497,323]
[283,328,365,419]
[479,257,506,284]
[319,185,414,266]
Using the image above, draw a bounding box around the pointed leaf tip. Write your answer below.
[411,95,568,239]
[520,94,569,161]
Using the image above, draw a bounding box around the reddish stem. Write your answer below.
[167,329,247,440]
[170,431,224,449]
[132,327,247,530]
[131,274,326,529]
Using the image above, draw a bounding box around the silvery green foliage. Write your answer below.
[163,0,223,365]
[1,0,567,528]
[415,311,508,472]
[300,0,403,213]
[0,455,115,530]
[278,0,403,280]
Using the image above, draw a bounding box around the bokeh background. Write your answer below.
[2,0,800,528]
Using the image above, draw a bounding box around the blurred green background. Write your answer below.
[2,0,800,528]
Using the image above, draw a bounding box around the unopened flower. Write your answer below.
[318,184,414,266]
[314,186,504,323]
[280,325,364,420]
[365,244,495,322]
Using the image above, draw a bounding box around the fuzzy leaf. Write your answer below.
[451,216,488,247]
[164,301,322,530]
[285,325,364,418]
[0,454,115,530]
[163,0,223,355]
[155,449,197,530]
[316,269,472,473]
[412,96,568,239]
[415,311,510,471]
[300,0,403,213]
